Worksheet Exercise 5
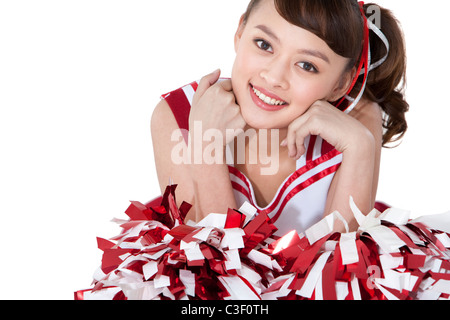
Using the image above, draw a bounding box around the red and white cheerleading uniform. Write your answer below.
[162,80,343,236]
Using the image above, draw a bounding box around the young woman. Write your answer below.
[151,0,408,235]
[77,1,450,301]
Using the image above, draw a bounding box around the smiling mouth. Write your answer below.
[251,85,288,107]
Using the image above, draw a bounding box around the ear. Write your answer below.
[328,67,357,102]
[234,15,246,53]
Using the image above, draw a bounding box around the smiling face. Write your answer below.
[231,0,354,130]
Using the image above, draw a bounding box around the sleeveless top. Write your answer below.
[161,80,343,235]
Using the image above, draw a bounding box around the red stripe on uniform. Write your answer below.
[231,181,251,201]
[228,149,341,214]
[266,163,341,224]
[163,88,191,132]
[162,81,199,132]
[306,135,317,162]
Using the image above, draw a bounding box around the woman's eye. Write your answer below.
[255,39,273,53]
[298,62,318,73]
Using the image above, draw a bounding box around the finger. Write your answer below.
[295,138,306,160]
[286,128,298,158]
[288,132,308,159]
[195,69,221,99]
[218,78,233,92]
[286,118,310,159]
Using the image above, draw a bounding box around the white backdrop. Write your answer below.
[0,0,449,300]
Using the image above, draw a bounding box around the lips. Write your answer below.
[249,84,288,112]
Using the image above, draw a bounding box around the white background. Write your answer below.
[0,0,449,300]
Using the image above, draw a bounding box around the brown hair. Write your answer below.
[242,0,409,147]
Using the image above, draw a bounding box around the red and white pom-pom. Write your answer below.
[260,198,450,300]
[76,185,279,300]
[76,187,450,300]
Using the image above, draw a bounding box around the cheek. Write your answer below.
[232,48,259,81]
[232,52,260,104]
[290,81,325,110]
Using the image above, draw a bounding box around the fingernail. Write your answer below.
[280,139,287,147]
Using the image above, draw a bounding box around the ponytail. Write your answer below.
[361,3,409,146]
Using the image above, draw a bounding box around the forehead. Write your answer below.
[245,1,331,52]
[243,0,350,66]
[245,0,283,26]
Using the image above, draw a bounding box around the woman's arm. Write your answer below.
[151,70,246,222]
[282,99,383,231]
[151,99,237,222]
[325,100,383,231]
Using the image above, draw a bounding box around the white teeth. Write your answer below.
[252,87,286,106]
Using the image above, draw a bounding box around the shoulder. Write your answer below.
[151,99,175,134]
[151,81,198,134]
[349,98,382,121]
[161,81,199,106]
[151,97,188,155]
[347,99,384,153]
[349,99,383,132]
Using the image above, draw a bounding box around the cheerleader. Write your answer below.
[151,0,408,234]
[77,1,450,301]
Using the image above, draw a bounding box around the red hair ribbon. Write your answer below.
[335,1,370,112]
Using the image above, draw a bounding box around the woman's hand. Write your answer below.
[189,69,247,146]
[280,99,382,231]
[281,100,375,159]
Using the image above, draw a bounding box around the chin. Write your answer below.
[241,108,281,130]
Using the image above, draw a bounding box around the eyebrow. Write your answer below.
[297,49,330,64]
[255,24,331,64]
[255,25,280,43]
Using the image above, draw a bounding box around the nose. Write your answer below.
[259,57,289,90]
